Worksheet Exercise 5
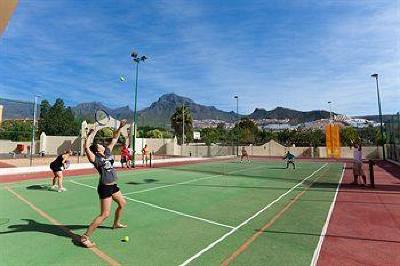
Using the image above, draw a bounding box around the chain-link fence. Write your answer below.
[385,112,400,162]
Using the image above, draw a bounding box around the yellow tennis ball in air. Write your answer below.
[122,236,129,242]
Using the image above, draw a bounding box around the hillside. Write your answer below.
[0,98,33,120]
[248,107,332,124]
[1,94,357,127]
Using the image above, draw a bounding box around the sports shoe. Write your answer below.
[58,187,67,192]
[49,185,57,191]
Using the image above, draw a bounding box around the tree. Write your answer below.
[146,129,164,138]
[358,126,378,145]
[231,118,259,144]
[375,128,387,146]
[170,105,193,144]
[0,120,32,141]
[93,127,113,146]
[340,127,360,146]
[38,98,80,136]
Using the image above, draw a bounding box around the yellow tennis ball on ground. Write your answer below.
[122,236,129,242]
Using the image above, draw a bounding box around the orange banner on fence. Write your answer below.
[326,123,341,158]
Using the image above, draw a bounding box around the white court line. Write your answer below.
[123,164,268,196]
[69,180,234,229]
[178,163,328,266]
[310,163,345,266]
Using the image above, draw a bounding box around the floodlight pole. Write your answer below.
[371,73,386,160]
[30,95,40,167]
[328,101,333,122]
[234,96,239,156]
[181,103,185,156]
[131,51,147,167]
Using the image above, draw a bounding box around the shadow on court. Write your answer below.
[146,181,342,194]
[259,229,400,244]
[126,179,159,185]
[161,167,307,184]
[26,185,51,191]
[0,219,112,246]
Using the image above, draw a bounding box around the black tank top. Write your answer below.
[51,155,64,168]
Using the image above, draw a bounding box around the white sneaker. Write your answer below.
[58,187,67,192]
[49,185,57,191]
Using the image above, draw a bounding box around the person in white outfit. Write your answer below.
[352,143,366,185]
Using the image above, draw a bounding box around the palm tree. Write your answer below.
[170,105,193,144]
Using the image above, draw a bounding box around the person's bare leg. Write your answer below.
[112,191,127,228]
[83,197,112,238]
[52,174,57,186]
[362,175,367,185]
[57,172,65,191]
[352,174,358,184]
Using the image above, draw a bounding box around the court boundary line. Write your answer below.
[4,186,121,266]
[69,180,235,229]
[178,163,328,266]
[220,164,333,265]
[310,163,345,266]
[122,164,269,196]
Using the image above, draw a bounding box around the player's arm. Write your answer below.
[108,120,127,151]
[85,129,97,163]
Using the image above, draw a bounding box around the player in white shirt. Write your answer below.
[352,143,366,185]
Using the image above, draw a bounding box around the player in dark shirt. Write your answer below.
[49,150,72,192]
[80,120,127,248]
[283,151,296,169]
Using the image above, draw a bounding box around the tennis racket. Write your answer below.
[95,109,121,129]
[64,160,71,169]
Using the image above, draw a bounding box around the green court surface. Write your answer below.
[0,159,344,266]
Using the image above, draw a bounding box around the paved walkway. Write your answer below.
[318,161,400,266]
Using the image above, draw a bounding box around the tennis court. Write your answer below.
[0,159,344,266]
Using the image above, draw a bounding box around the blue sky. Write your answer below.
[0,0,399,116]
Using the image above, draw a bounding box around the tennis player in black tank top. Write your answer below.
[49,150,72,192]
[80,120,128,248]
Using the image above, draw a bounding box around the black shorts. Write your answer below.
[97,184,120,199]
[50,163,63,172]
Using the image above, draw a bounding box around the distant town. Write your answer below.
[193,115,381,131]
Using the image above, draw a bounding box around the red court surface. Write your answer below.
[317,161,400,266]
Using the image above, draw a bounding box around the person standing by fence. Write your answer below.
[351,143,367,185]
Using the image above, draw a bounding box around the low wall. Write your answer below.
[0,140,39,154]
[39,133,176,156]
[42,136,81,155]
[165,141,382,160]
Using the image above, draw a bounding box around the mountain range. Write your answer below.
[0,93,393,127]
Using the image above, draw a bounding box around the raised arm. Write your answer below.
[107,120,127,151]
[85,129,97,163]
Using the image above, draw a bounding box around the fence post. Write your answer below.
[368,160,375,188]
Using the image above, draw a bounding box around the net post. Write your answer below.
[368,160,375,188]
[149,152,152,168]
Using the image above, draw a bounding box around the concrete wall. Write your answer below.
[164,140,382,160]
[42,136,80,155]
[145,138,175,154]
[0,140,31,154]
[38,132,176,155]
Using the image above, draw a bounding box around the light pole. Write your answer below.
[234,96,239,156]
[328,101,333,122]
[131,51,147,167]
[30,95,40,166]
[181,103,185,156]
[371,73,386,160]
